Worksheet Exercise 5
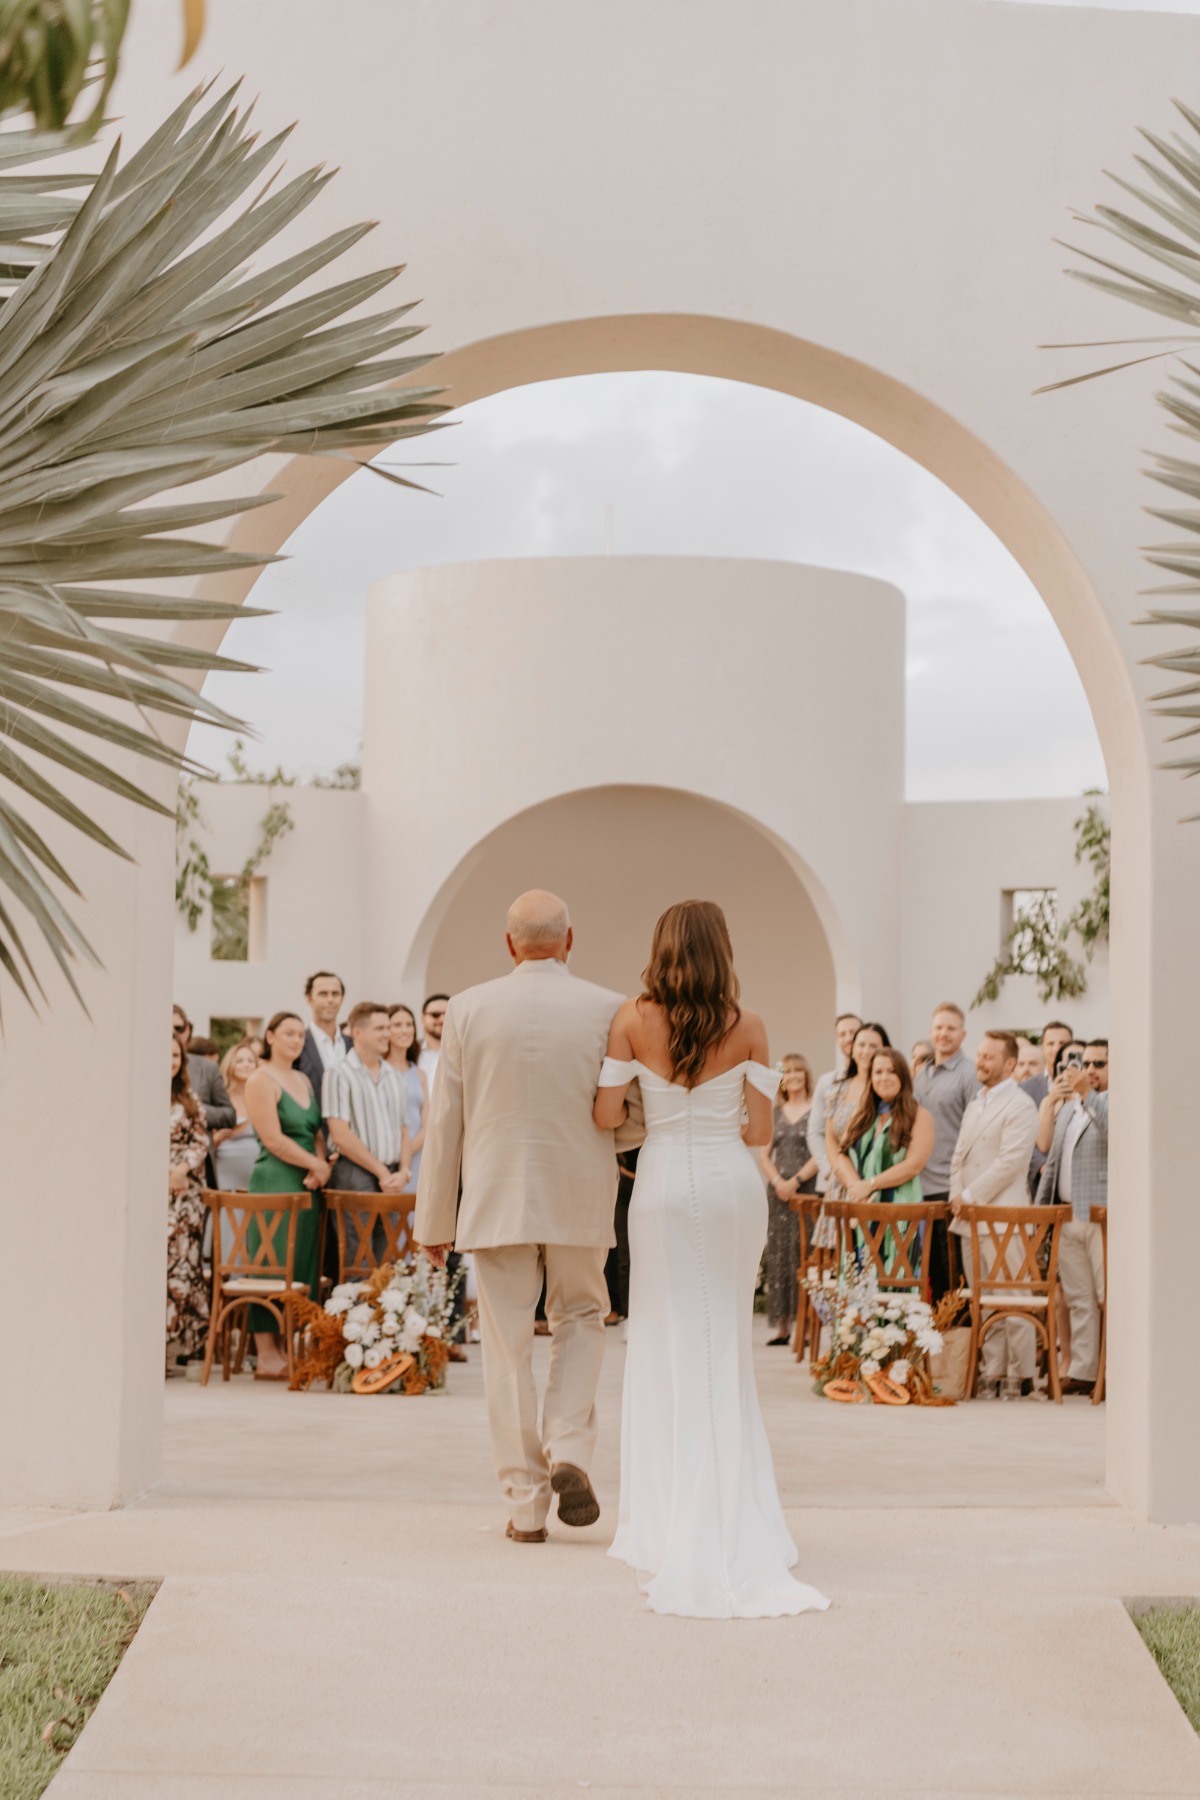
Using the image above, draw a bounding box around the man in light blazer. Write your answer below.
[949,1029,1040,1393]
[1035,1039,1109,1393]
[416,890,643,1544]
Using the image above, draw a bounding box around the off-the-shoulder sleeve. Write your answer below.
[598,1056,638,1087]
[744,1061,780,1098]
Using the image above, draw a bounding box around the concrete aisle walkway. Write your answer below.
[3,1327,1200,1798]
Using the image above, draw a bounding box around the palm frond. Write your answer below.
[1050,99,1200,803]
[0,83,446,1014]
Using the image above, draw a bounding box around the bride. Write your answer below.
[593,899,830,1620]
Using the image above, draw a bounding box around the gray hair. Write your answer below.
[506,889,571,949]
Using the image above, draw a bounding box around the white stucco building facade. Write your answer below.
[175,557,1109,1060]
[3,0,1194,1523]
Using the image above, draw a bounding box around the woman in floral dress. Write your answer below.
[759,1054,819,1344]
[168,1035,211,1367]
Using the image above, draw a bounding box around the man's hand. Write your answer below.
[949,1193,964,1218]
[380,1169,407,1194]
[421,1242,453,1270]
[1063,1067,1090,1100]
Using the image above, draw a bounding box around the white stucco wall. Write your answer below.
[5,0,1192,1516]
[174,559,1110,1077]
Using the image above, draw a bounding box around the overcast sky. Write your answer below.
[187,371,1107,802]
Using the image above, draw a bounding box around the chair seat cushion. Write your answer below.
[221,1278,310,1296]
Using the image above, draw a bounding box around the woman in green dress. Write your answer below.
[244,1010,331,1378]
[828,1048,934,1274]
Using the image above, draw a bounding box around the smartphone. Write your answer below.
[1062,1051,1083,1073]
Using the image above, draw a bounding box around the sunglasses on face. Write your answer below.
[1082,1059,1107,1069]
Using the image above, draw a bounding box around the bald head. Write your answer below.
[506,890,572,963]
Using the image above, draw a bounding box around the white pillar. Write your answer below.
[0,799,173,1508]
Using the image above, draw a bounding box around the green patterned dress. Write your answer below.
[247,1081,323,1332]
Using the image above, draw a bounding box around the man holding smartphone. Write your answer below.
[1035,1039,1109,1395]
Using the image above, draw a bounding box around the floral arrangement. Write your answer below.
[289,1256,463,1395]
[804,1265,955,1406]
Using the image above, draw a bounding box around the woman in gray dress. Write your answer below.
[759,1054,819,1345]
[386,1004,428,1189]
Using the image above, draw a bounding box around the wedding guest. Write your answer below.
[244,1012,331,1379]
[808,1013,862,1195]
[1035,1039,1109,1395]
[167,1036,210,1371]
[605,1148,638,1327]
[189,1035,219,1061]
[911,1039,934,1079]
[323,1003,411,1195]
[949,1030,1040,1397]
[173,1004,235,1138]
[1034,1039,1087,1155]
[914,1002,979,1301]
[1014,1037,1043,1084]
[759,1054,819,1345]
[420,993,449,1087]
[823,1021,890,1201]
[212,1039,262,1192]
[296,971,351,1096]
[1023,1021,1073,1194]
[386,1003,429,1188]
[830,1047,933,1212]
[1024,1021,1075,1110]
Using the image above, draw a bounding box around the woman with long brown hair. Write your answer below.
[594,900,829,1621]
[827,1046,933,1209]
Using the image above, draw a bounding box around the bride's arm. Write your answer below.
[593,1000,637,1129]
[741,1012,773,1147]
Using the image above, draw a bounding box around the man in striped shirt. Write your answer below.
[323,1002,411,1196]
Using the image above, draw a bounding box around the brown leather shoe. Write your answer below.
[533,1320,550,1337]
[446,1344,467,1363]
[550,1462,600,1528]
[505,1521,548,1543]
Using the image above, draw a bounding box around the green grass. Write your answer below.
[0,1574,155,1800]
[1134,1603,1200,1733]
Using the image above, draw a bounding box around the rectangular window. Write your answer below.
[1003,887,1058,974]
[210,876,266,963]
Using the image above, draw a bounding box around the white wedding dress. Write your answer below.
[599,1056,831,1619]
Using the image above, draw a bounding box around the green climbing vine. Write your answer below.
[175,742,300,955]
[972,801,1110,1008]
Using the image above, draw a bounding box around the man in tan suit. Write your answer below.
[949,1030,1040,1393]
[416,890,641,1543]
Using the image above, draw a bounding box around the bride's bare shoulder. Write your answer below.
[734,1007,769,1057]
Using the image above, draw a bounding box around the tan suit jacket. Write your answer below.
[415,960,642,1252]
[948,1082,1039,1237]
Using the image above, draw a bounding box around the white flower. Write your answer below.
[404,1307,426,1338]
[379,1288,406,1313]
[344,1342,365,1369]
[360,1321,381,1348]
[363,1345,386,1369]
[889,1360,911,1386]
[424,1323,442,1340]
[861,1358,881,1377]
[379,1315,398,1338]
[343,1320,365,1343]
[325,1295,353,1316]
[347,1303,373,1326]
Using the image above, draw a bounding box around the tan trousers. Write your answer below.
[977,1233,1036,1385]
[1058,1220,1105,1383]
[472,1242,609,1532]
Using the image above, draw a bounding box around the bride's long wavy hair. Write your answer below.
[641,900,741,1087]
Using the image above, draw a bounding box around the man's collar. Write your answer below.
[513,958,569,975]
[935,1049,967,1071]
[312,1020,339,1041]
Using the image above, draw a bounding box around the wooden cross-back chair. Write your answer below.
[792,1197,832,1364]
[824,1198,949,1295]
[959,1203,1071,1403]
[1090,1204,1108,1406]
[200,1190,312,1385]
[324,1190,417,1283]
